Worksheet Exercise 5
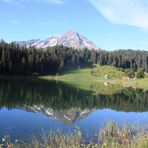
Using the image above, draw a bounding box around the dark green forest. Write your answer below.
[0,41,148,75]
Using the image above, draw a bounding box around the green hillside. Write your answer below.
[40,65,124,94]
[41,65,148,93]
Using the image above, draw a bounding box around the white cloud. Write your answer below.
[64,19,69,23]
[107,37,111,41]
[12,20,19,25]
[0,0,64,5]
[32,0,64,5]
[0,0,19,4]
[88,0,148,28]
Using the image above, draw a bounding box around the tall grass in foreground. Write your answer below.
[1,122,148,148]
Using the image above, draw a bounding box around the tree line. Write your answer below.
[0,41,148,75]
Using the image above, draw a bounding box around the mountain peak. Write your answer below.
[64,30,79,36]
[0,39,5,43]
[16,31,99,50]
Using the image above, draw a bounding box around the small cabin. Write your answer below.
[104,81,108,86]
[104,75,109,79]
[123,77,130,81]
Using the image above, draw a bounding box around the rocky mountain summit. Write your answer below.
[16,31,99,50]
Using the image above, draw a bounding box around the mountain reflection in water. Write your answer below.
[0,78,148,141]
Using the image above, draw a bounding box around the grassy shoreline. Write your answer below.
[40,65,148,92]
[0,65,148,93]
[1,122,148,148]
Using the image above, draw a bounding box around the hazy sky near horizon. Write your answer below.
[1,0,148,50]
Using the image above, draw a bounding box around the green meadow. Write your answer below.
[40,65,148,93]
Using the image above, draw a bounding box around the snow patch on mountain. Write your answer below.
[16,31,99,50]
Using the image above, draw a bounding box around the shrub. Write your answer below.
[2,122,148,148]
[136,68,145,78]
[125,69,135,78]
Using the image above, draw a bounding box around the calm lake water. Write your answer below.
[0,78,148,141]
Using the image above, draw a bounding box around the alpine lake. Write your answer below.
[0,78,148,142]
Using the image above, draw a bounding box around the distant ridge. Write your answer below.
[15,31,99,50]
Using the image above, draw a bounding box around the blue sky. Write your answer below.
[1,0,148,50]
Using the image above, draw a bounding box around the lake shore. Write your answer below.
[0,65,148,93]
[40,66,148,92]
[1,122,148,148]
